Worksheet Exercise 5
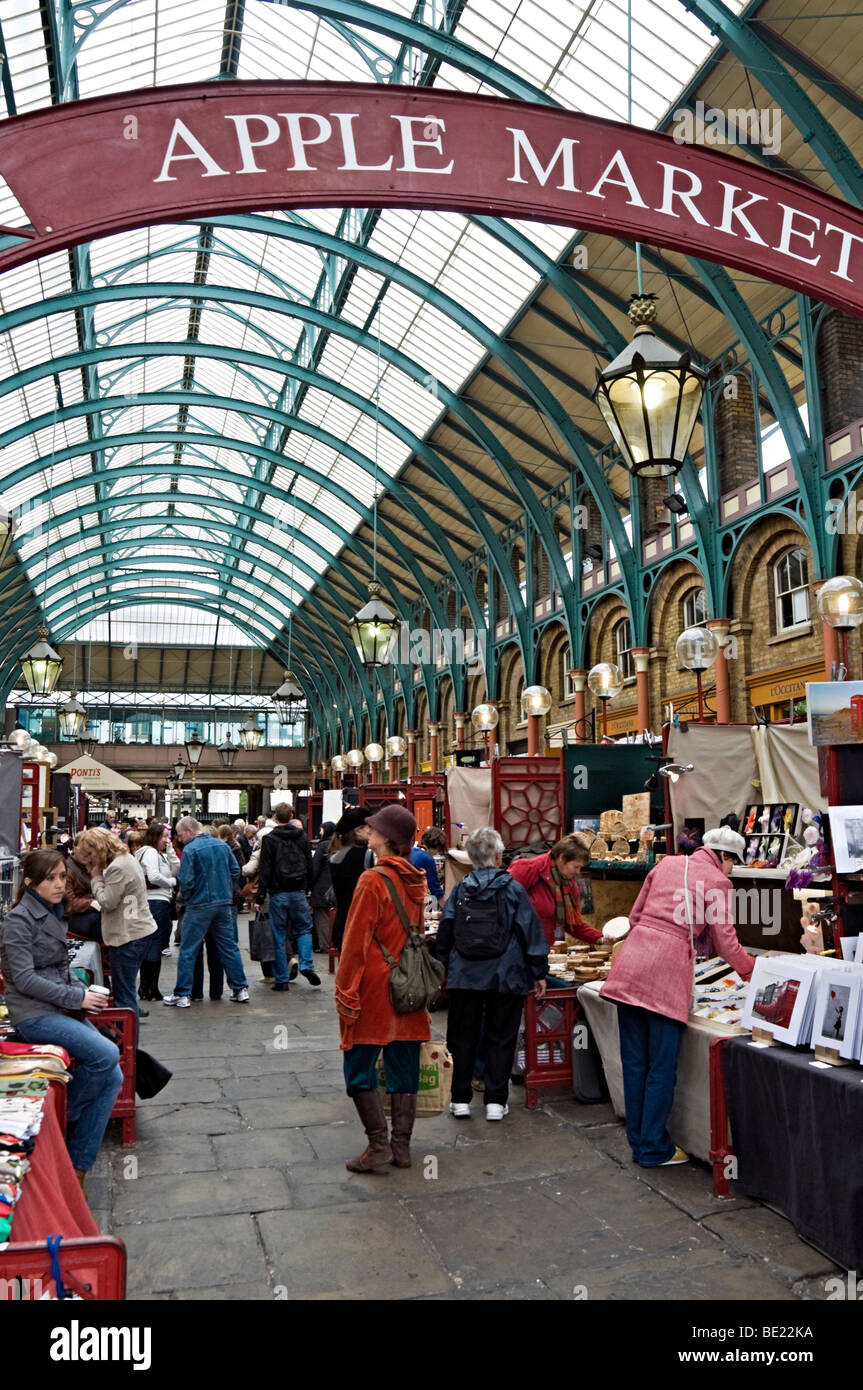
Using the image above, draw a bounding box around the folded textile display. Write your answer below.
[0,1043,70,1247]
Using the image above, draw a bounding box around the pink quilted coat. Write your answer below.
[599,846,754,1024]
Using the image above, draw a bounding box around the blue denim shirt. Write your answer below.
[178,834,239,908]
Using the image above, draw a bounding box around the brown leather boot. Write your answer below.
[389,1093,417,1168]
[73,1168,87,1190]
[345,1090,393,1172]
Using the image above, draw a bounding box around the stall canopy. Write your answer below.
[53,755,142,793]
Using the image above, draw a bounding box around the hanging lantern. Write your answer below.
[345,748,365,768]
[593,294,706,479]
[273,671,304,723]
[217,736,240,769]
[237,717,263,752]
[521,685,553,718]
[20,626,63,697]
[471,704,499,732]
[331,753,347,774]
[185,732,207,766]
[385,735,407,759]
[817,575,863,631]
[58,693,87,740]
[349,582,400,668]
[76,727,100,758]
[364,742,385,763]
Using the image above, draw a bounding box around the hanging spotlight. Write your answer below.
[659,762,695,783]
[349,583,400,668]
[58,693,87,741]
[217,736,240,769]
[237,717,263,752]
[593,294,706,479]
[273,671,304,724]
[20,625,63,697]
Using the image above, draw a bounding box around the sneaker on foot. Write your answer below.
[658,1146,690,1166]
[300,969,321,987]
[289,957,299,981]
[485,1103,509,1121]
[230,987,250,1002]
[449,1102,471,1118]
[162,994,190,1008]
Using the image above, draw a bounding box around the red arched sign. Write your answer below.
[1,82,862,317]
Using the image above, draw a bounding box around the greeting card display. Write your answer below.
[810,964,863,1062]
[742,832,787,869]
[741,954,825,1046]
[741,803,798,838]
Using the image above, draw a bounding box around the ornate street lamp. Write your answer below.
[345,748,365,769]
[58,693,87,741]
[217,736,240,769]
[331,753,347,774]
[593,294,706,479]
[587,663,624,740]
[817,575,863,674]
[172,756,186,783]
[20,626,63,698]
[521,684,553,756]
[184,733,206,817]
[237,716,263,752]
[7,728,30,754]
[385,734,406,781]
[273,671,304,724]
[349,583,400,668]
[676,626,719,721]
[471,703,499,760]
[364,741,384,784]
[76,726,100,758]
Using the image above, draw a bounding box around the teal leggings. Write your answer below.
[343,1042,421,1095]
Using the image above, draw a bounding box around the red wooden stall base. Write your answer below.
[709,1035,735,1200]
[99,1007,137,1146]
[523,987,580,1108]
[0,1237,127,1301]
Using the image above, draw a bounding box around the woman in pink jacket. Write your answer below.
[599,826,754,1168]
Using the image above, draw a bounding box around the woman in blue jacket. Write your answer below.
[434,827,548,1121]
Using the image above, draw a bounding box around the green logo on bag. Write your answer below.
[418,1063,440,1092]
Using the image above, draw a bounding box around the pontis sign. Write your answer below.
[0,83,862,318]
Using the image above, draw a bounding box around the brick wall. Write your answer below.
[818,309,863,435]
[714,372,759,494]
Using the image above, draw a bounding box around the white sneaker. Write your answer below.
[161,947,174,957]
[485,1103,509,1121]
[162,994,190,1008]
[449,1102,471,1118]
[230,987,250,1002]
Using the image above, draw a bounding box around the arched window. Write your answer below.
[615,618,634,680]
[682,588,707,630]
[773,549,810,632]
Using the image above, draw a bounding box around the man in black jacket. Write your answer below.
[257,804,320,990]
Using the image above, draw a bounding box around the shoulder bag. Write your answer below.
[372,868,445,1013]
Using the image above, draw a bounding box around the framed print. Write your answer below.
[741,955,823,1046]
[807,681,863,747]
[811,965,863,1061]
[826,805,863,873]
[572,816,600,835]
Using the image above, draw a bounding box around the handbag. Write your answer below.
[135,1049,173,1100]
[249,905,275,963]
[372,868,445,1014]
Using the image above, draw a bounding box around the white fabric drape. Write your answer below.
[667,724,757,841]
[752,724,822,811]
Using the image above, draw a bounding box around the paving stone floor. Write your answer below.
[87,919,844,1301]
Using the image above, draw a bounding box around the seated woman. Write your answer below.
[0,850,123,1186]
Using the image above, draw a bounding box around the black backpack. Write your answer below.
[453,881,513,961]
[268,832,308,888]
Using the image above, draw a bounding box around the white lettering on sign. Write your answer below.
[390,115,454,174]
[506,129,581,191]
[583,150,647,207]
[153,118,230,182]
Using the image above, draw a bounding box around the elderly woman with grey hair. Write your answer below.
[434,827,549,1121]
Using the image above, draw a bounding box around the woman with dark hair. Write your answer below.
[309,820,337,954]
[135,821,180,1001]
[328,807,373,951]
[336,804,430,1173]
[0,850,123,1185]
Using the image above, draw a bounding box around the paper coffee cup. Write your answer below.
[89,984,110,997]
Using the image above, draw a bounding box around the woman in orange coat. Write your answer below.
[335,804,430,1173]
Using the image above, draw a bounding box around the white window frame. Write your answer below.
[773,549,810,633]
[562,645,575,699]
[683,588,708,630]
[615,618,635,681]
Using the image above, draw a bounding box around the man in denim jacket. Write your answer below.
[162,817,248,1008]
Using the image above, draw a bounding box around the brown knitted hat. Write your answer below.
[365,804,417,855]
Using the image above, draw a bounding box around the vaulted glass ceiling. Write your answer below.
[0,0,852,736]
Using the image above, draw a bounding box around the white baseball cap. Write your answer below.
[703,826,746,861]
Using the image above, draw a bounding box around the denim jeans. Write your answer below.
[269,891,314,982]
[109,936,151,1037]
[175,903,247,997]
[144,900,173,962]
[617,1002,685,1166]
[15,1014,123,1171]
[343,1041,421,1095]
